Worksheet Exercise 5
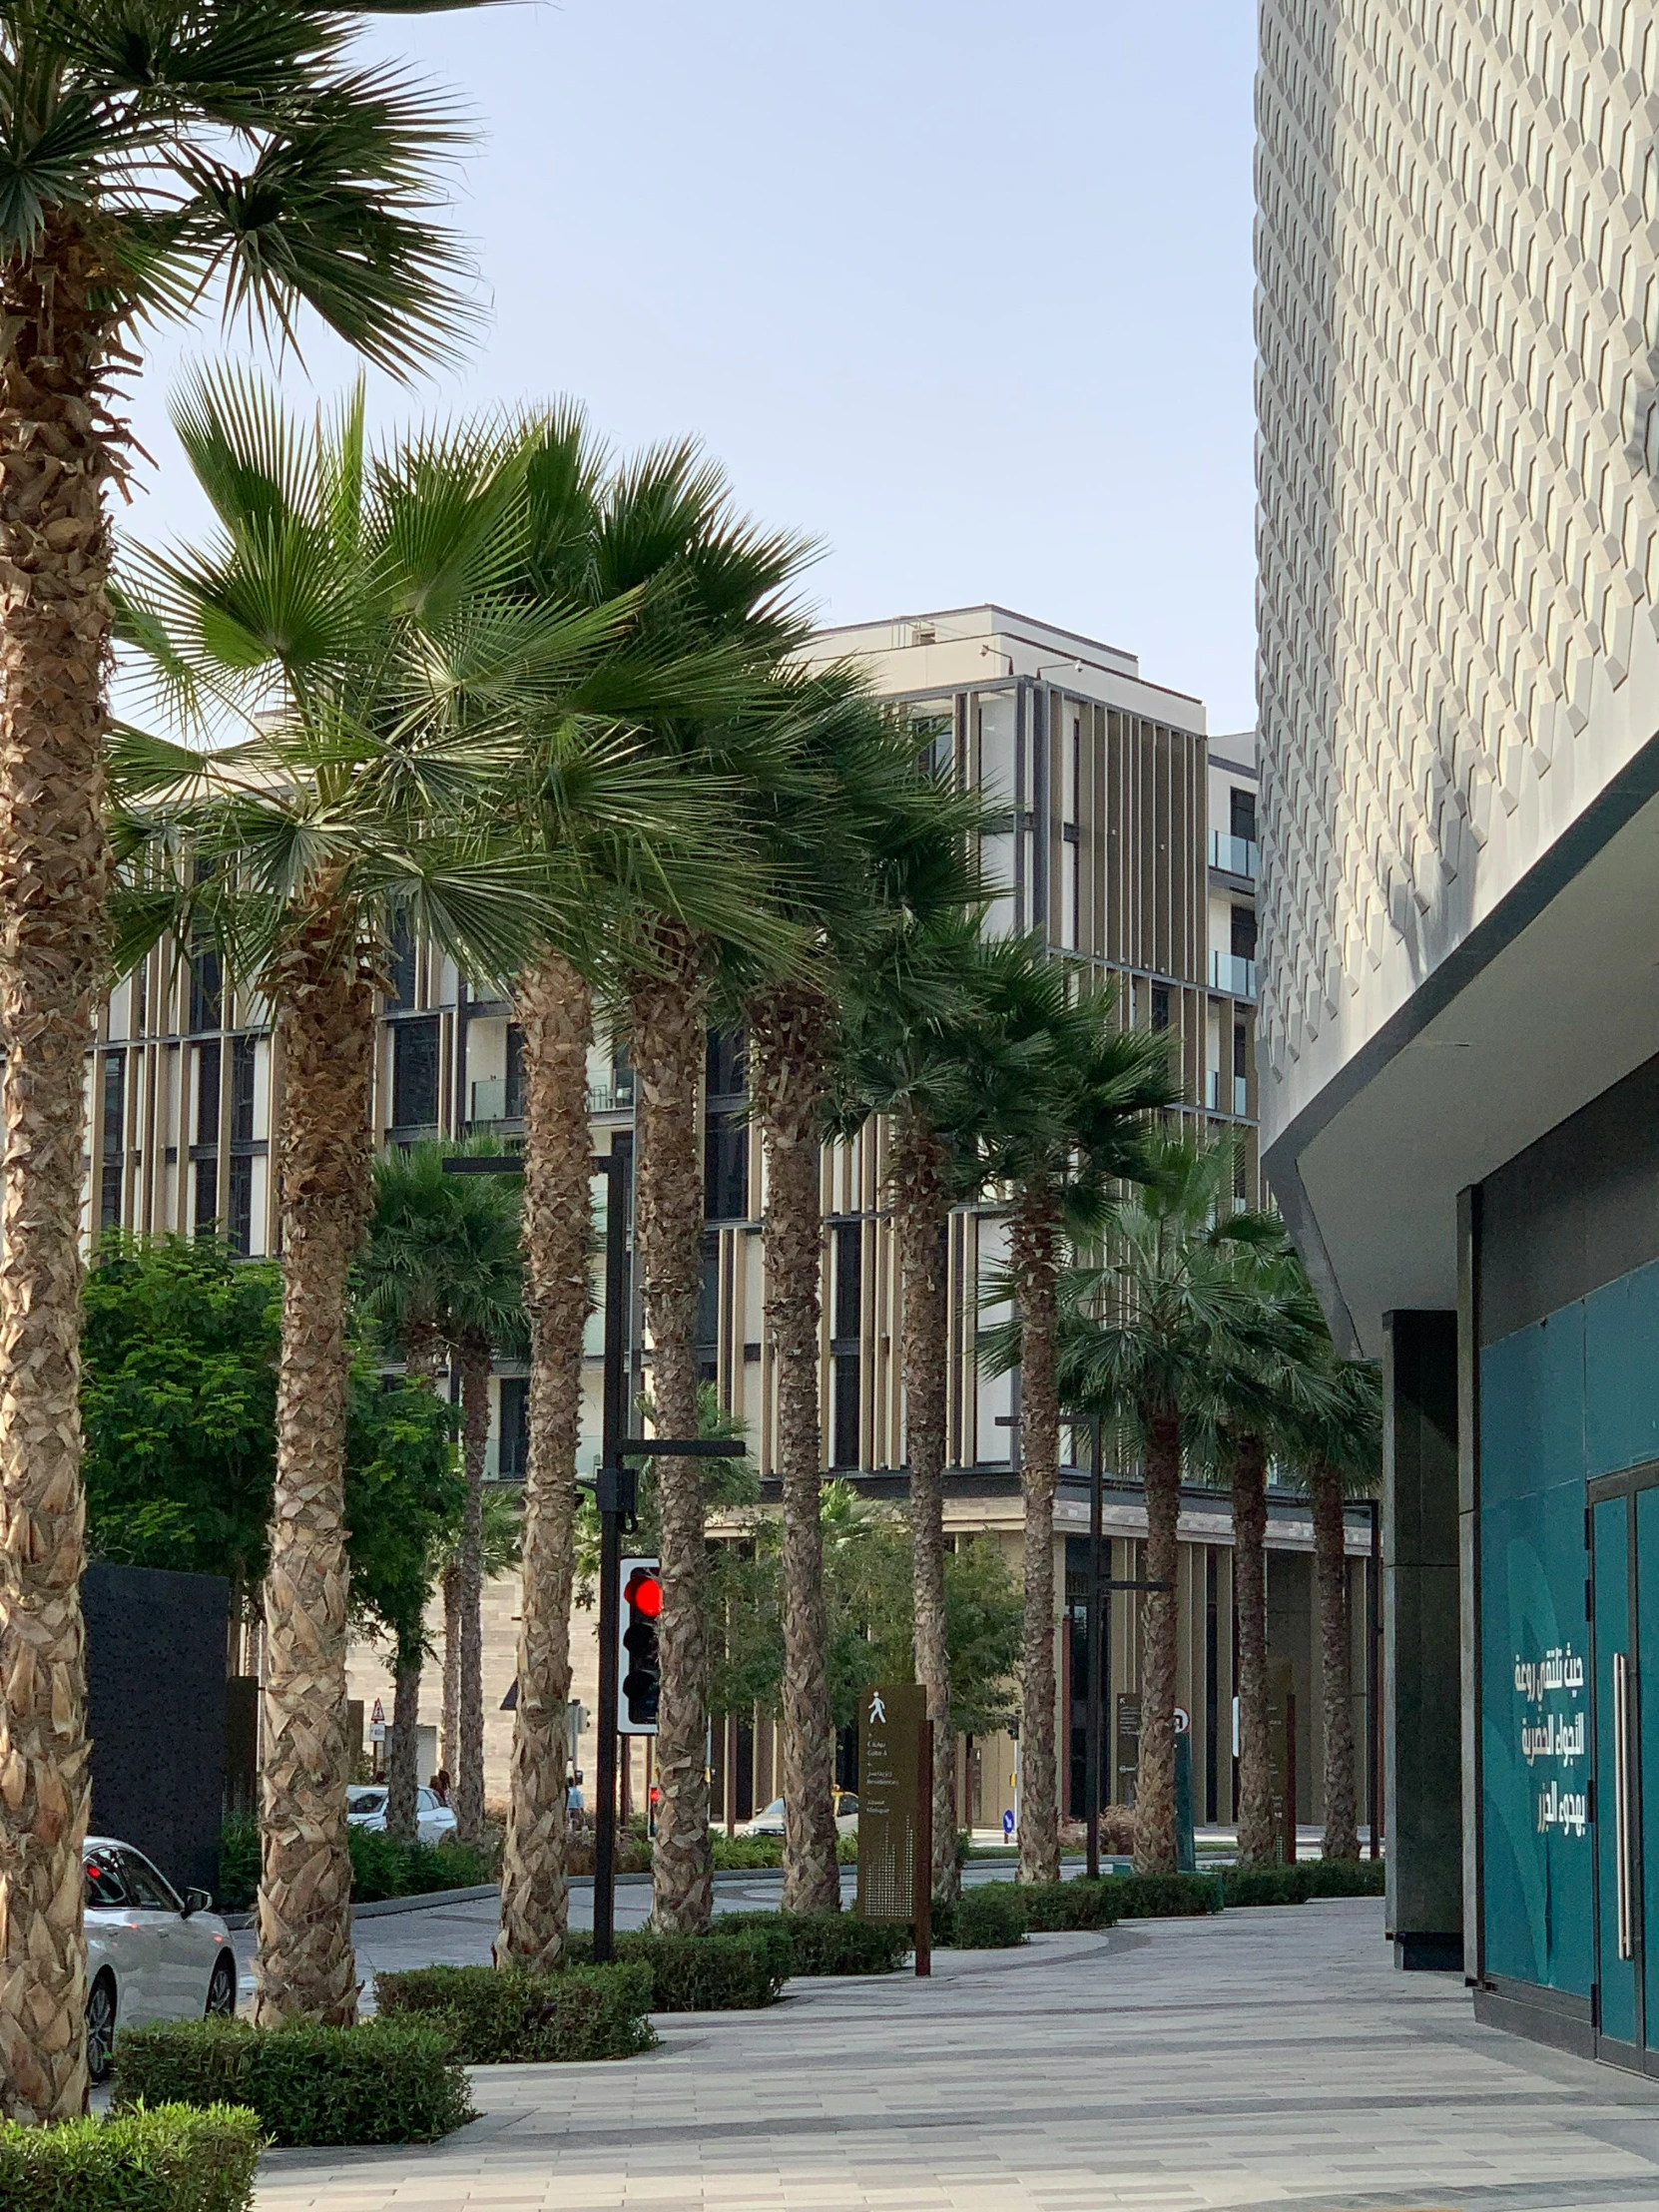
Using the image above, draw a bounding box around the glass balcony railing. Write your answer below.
[587,1077,635,1114]
[469,1077,521,1124]
[1209,830,1260,879]
[1211,950,1258,999]
[1205,1071,1252,1116]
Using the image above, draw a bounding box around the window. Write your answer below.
[391,1017,440,1130]
[189,946,221,1034]
[229,1153,254,1257]
[100,1163,122,1233]
[101,1051,124,1157]
[1234,1022,1248,1079]
[704,1111,749,1221]
[1230,787,1258,844]
[1230,906,1258,961]
[84,1855,130,1911]
[386,916,416,1010]
[195,1157,218,1238]
[705,1029,746,1100]
[831,1222,861,1470]
[505,1023,526,1121]
[117,1849,182,1914]
[498,1376,529,1479]
[196,1039,220,1146]
[231,1036,257,1143]
[696,1231,720,1381]
[1151,984,1171,1033]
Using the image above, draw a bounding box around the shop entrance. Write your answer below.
[1588,1472,1659,2069]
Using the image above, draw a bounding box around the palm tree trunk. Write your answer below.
[1012,1180,1061,1885]
[384,1650,422,1846]
[1231,1430,1276,1865]
[497,950,588,1969]
[0,216,116,2125]
[1311,1461,1360,1861]
[888,1106,958,1901]
[255,907,374,2025]
[1133,1410,1182,1874]
[632,925,714,1933]
[454,1331,491,1848]
[441,1559,461,1783]
[750,981,839,1916]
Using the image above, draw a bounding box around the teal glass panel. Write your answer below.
[1638,1487,1659,2050]
[1481,1480,1592,1993]
[1481,1304,1586,1506]
[1586,1261,1659,1478]
[1595,1497,1636,2044]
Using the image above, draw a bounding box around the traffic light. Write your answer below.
[618,1556,662,1733]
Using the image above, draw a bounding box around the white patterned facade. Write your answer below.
[1257,0,1659,1344]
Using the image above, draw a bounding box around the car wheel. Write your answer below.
[86,1970,117,2086]
[206,1952,237,2020]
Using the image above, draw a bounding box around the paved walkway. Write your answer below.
[255,1900,1659,2212]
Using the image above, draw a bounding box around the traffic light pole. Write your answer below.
[591,1152,630,1964]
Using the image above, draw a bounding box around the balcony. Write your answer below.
[1209,830,1259,881]
[1211,950,1258,999]
[587,1077,635,1115]
[1206,1071,1251,1116]
[468,1077,521,1126]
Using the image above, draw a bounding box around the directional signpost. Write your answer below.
[856,1682,932,1976]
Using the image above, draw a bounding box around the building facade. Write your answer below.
[91,604,1371,1837]
[1259,0,1659,2052]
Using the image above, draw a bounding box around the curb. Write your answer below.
[221,1883,500,1934]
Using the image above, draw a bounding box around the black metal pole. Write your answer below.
[1368,1494,1382,1862]
[1085,1414,1105,1883]
[592,1152,628,1962]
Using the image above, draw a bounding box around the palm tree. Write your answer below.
[1289,1357,1382,1862]
[0,1,481,2120]
[741,674,983,1916]
[832,903,990,1900]
[359,1140,526,1846]
[113,373,689,2025]
[1201,1243,1333,1868]
[1050,1136,1269,1873]
[969,946,1175,1884]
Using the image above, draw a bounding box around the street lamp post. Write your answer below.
[1085,1414,1105,1882]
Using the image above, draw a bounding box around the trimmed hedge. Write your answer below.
[718,1912,912,1975]
[111,2018,473,2147]
[0,2105,261,2212]
[1014,1879,1125,1933]
[565,1928,787,2009]
[216,1819,495,1914]
[937,1885,1027,1948]
[1222,1858,1387,1907]
[1097,1872,1224,1918]
[374,1962,656,2063]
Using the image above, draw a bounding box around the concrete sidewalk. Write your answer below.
[253,1899,1659,2211]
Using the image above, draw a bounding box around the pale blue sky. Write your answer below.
[122,0,1260,731]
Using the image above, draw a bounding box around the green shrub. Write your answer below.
[1221,1864,1310,1907]
[718,1911,911,1974]
[942,1884,1027,1948]
[0,2104,262,2212]
[1015,1879,1124,1933]
[374,1963,655,2063]
[1300,1857,1386,1899]
[216,1821,259,1914]
[112,2018,473,2147]
[1098,1872,1224,1919]
[566,1928,786,2009]
[216,1822,496,1915]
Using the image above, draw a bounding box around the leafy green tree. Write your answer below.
[0,0,487,2117]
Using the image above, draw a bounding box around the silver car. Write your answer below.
[84,1836,236,2084]
[346,1783,458,1846]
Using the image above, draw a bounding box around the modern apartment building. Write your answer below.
[88,603,1373,1836]
[1259,0,1659,2053]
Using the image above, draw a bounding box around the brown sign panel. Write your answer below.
[856,1683,926,1922]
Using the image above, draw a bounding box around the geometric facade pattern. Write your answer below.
[1257,0,1659,1093]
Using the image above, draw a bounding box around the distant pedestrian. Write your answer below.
[430,1767,452,1806]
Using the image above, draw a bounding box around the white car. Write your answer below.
[346,1783,457,1846]
[741,1792,859,1839]
[83,1837,236,2084]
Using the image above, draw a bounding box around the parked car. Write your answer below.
[741,1790,859,1839]
[345,1783,457,1846]
[83,1837,236,2084]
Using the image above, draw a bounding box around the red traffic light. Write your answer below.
[626,1568,663,1619]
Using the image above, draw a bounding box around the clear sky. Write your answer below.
[120,0,1261,733]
